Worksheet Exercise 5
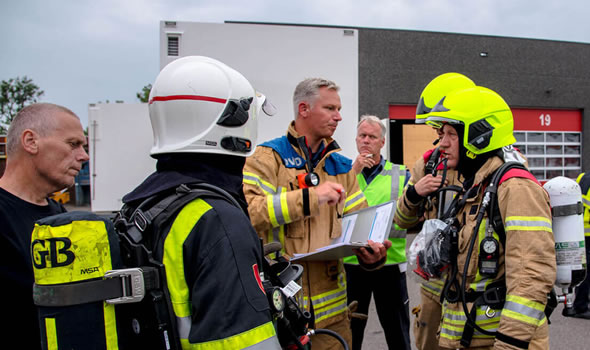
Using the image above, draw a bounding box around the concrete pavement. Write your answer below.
[65,204,588,349]
[360,233,588,350]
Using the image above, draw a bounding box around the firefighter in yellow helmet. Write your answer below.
[395,72,474,350]
[424,86,555,349]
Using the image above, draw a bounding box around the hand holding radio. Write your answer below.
[414,174,447,197]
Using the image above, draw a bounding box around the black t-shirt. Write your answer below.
[0,187,65,349]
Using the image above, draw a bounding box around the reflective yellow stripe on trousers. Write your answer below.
[440,305,500,341]
[304,271,348,324]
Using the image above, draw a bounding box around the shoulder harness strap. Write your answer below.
[35,183,241,308]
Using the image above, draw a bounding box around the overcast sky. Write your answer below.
[1,0,589,129]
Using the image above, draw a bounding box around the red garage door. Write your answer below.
[512,108,582,181]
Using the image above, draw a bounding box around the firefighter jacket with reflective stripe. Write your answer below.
[394,149,460,297]
[343,160,408,265]
[438,156,556,349]
[161,197,278,349]
[126,171,279,350]
[243,122,368,329]
[576,172,590,237]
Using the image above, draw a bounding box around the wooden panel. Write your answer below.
[402,124,439,173]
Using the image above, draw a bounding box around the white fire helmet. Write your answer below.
[148,56,275,157]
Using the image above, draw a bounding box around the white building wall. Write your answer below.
[88,22,360,212]
[88,103,155,212]
[160,21,359,157]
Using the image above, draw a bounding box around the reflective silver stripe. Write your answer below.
[345,192,365,208]
[244,335,282,350]
[581,196,589,207]
[243,173,277,195]
[272,226,280,244]
[504,300,545,321]
[381,168,395,177]
[444,310,467,322]
[440,327,462,338]
[505,219,552,230]
[313,300,348,320]
[390,166,399,201]
[176,315,192,339]
[421,281,443,294]
[311,288,347,307]
[271,193,287,226]
[444,306,503,323]
[470,277,492,292]
[441,326,497,338]
[395,203,419,225]
[389,165,407,202]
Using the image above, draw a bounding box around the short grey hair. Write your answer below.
[292,78,339,118]
[358,115,386,139]
[7,103,78,155]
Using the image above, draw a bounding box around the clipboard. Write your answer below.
[291,200,396,262]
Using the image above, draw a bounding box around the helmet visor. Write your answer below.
[416,96,431,116]
[415,97,430,123]
[260,93,277,116]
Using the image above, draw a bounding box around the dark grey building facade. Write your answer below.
[357,27,589,174]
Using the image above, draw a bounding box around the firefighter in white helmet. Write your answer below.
[122,56,281,349]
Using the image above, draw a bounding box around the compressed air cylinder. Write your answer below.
[543,176,587,290]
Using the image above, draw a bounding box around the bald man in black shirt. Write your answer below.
[0,103,88,348]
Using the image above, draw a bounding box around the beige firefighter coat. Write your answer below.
[243,122,368,329]
[437,156,555,349]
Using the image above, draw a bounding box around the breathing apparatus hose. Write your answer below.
[459,190,497,337]
[432,157,463,218]
[307,329,349,350]
[459,168,505,338]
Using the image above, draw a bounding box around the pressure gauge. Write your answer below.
[269,287,286,313]
[479,236,500,277]
[482,239,498,254]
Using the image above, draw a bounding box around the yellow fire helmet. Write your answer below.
[415,72,475,123]
[426,86,516,156]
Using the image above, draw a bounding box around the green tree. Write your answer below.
[136,83,152,103]
[0,76,45,133]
